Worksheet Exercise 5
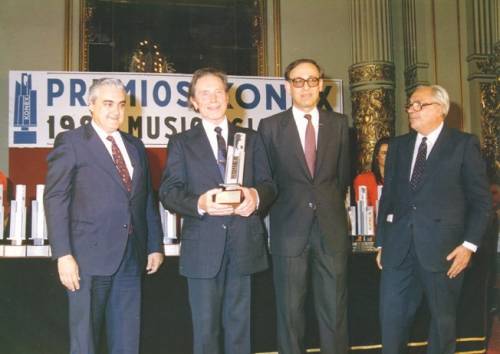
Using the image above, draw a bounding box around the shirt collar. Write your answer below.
[417,122,444,145]
[292,106,319,120]
[201,117,229,135]
[91,120,121,141]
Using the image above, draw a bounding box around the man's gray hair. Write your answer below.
[88,78,126,104]
[416,84,450,117]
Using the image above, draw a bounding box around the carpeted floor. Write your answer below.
[488,314,500,353]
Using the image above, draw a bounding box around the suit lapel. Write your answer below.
[83,124,128,193]
[418,126,451,188]
[192,123,224,184]
[315,111,334,178]
[280,109,311,181]
[121,132,142,196]
[403,132,417,184]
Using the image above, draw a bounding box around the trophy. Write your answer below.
[159,202,180,256]
[27,184,50,257]
[5,184,27,257]
[214,132,246,205]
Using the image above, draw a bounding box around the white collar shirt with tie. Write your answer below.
[201,118,229,162]
[409,121,444,177]
[292,106,319,152]
[91,120,134,178]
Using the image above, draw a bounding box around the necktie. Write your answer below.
[214,127,227,179]
[107,135,132,193]
[304,114,316,177]
[410,137,427,190]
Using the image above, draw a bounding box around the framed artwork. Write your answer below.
[79,0,268,75]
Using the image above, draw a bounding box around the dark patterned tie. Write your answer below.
[410,137,427,190]
[214,127,227,179]
[304,114,316,177]
[106,135,132,193]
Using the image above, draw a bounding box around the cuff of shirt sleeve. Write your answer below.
[462,241,477,253]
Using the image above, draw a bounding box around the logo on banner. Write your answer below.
[13,73,37,144]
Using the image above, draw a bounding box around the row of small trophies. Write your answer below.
[0,184,180,257]
[346,185,383,252]
[0,184,50,257]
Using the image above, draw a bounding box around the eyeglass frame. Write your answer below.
[288,77,321,88]
[405,101,440,112]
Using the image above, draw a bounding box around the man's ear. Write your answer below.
[190,98,199,113]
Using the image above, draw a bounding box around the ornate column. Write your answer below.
[349,0,395,172]
[466,0,498,180]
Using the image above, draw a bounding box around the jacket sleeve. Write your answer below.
[43,132,76,259]
[158,135,202,218]
[375,138,396,248]
[461,134,492,246]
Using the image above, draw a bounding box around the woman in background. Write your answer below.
[353,137,390,207]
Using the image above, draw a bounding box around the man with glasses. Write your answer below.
[375,85,491,354]
[258,58,350,354]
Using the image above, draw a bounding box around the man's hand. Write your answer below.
[446,245,472,278]
[146,252,164,275]
[376,248,383,270]
[58,255,80,292]
[234,187,258,217]
[198,188,234,216]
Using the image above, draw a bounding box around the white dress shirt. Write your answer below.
[409,122,443,177]
[292,106,319,152]
[201,118,229,162]
[91,121,134,179]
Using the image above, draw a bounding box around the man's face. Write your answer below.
[407,87,444,135]
[89,85,126,134]
[190,74,228,125]
[286,62,324,112]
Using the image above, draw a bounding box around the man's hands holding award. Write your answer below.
[197,132,258,217]
[198,187,258,217]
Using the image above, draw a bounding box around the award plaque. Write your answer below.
[214,132,246,206]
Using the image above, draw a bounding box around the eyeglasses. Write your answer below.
[289,77,321,88]
[405,101,439,112]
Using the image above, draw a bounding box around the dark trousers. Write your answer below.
[187,238,251,354]
[272,218,348,354]
[380,242,464,354]
[67,236,141,354]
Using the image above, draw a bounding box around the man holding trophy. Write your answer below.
[159,68,276,354]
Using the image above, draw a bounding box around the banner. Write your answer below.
[9,71,343,148]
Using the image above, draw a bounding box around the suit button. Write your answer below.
[308,202,316,210]
[123,224,128,228]
[412,206,417,210]
[222,224,227,229]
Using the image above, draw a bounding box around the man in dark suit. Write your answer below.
[376,85,491,354]
[44,78,164,354]
[159,68,276,354]
[258,58,351,354]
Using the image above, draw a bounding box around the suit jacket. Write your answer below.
[159,122,276,278]
[376,126,491,271]
[258,108,351,257]
[44,124,163,275]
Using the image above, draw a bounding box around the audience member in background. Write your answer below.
[353,137,390,207]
